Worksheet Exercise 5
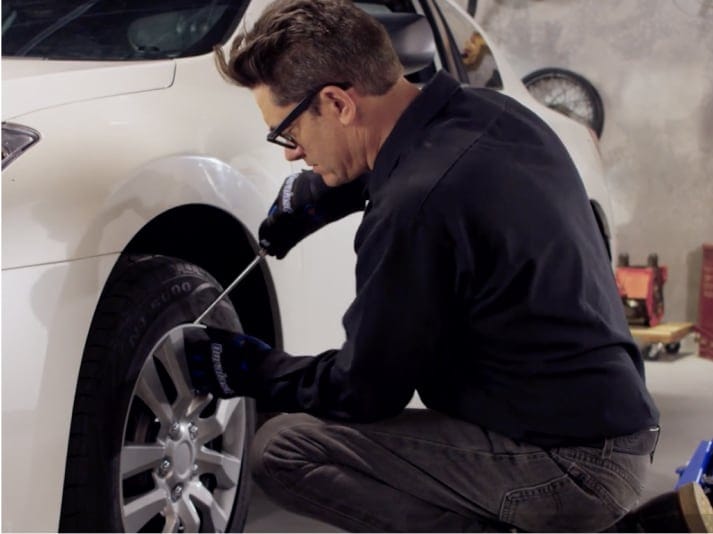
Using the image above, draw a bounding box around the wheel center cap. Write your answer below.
[173,441,193,477]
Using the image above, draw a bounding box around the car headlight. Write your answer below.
[2,122,40,170]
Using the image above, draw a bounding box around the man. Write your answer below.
[184,0,712,531]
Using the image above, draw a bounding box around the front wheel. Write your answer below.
[60,255,255,532]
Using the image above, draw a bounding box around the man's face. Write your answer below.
[254,84,357,187]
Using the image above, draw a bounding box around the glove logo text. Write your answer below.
[210,342,235,396]
[281,172,300,213]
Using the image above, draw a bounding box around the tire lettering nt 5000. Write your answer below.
[150,281,194,310]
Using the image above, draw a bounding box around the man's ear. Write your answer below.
[321,86,356,126]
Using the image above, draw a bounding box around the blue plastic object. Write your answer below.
[675,439,713,490]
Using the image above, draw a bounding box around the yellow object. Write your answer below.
[462,32,488,67]
[629,322,695,344]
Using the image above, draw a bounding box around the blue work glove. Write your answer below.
[258,170,367,259]
[182,325,272,398]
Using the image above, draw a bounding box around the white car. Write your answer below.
[1,0,614,531]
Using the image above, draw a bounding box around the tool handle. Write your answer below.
[193,249,266,326]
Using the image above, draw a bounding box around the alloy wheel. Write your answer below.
[120,326,247,533]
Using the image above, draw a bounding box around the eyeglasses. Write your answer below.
[266,82,350,149]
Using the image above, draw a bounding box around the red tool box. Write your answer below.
[615,253,667,327]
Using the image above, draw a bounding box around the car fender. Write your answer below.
[1,155,275,531]
[98,154,268,254]
[2,132,277,270]
[2,255,119,532]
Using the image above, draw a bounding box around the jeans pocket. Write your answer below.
[553,447,648,511]
[499,469,622,532]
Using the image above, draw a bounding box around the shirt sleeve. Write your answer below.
[314,171,369,222]
[246,202,455,421]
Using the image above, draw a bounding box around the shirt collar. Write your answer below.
[369,70,462,194]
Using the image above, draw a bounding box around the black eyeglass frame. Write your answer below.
[266,82,351,149]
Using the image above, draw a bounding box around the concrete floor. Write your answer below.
[244,334,712,532]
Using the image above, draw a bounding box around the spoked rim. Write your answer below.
[527,74,597,128]
[120,325,247,533]
[523,68,604,137]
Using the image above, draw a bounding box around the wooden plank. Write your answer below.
[630,322,695,344]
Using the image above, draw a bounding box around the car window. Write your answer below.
[357,1,438,85]
[1,0,248,60]
[427,0,503,89]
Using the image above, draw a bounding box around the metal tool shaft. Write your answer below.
[193,249,266,325]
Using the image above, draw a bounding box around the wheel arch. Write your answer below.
[122,203,282,349]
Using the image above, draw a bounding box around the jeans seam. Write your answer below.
[361,428,550,458]
[499,474,569,525]
[567,461,629,516]
[548,450,637,517]
[556,449,645,494]
[262,425,503,531]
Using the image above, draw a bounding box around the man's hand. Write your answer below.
[259,170,367,259]
[182,325,272,398]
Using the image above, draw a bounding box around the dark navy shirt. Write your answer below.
[250,71,659,447]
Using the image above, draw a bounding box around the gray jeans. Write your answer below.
[249,409,658,532]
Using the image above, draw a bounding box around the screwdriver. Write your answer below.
[193,248,267,325]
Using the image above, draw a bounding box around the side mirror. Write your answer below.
[372,12,436,75]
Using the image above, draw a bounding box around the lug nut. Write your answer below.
[169,422,181,440]
[158,458,172,477]
[188,423,198,439]
[171,484,184,502]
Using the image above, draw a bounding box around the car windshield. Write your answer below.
[1,0,247,60]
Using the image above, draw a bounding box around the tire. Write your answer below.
[522,67,605,138]
[59,255,256,532]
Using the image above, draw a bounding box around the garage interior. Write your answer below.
[243,0,713,530]
[2,0,712,531]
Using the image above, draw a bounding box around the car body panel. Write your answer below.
[2,56,284,269]
[2,58,176,120]
[1,255,118,532]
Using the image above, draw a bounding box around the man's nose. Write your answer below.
[284,145,305,161]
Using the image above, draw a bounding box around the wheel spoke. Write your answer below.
[155,329,195,412]
[184,393,214,422]
[162,509,180,534]
[189,480,230,533]
[552,87,568,102]
[528,73,601,130]
[136,355,174,426]
[121,443,165,479]
[196,447,242,488]
[176,495,201,532]
[197,397,243,444]
[123,488,167,532]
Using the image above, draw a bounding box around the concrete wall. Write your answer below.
[459,0,713,323]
